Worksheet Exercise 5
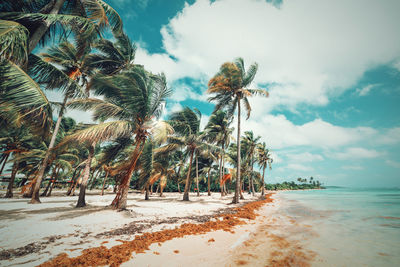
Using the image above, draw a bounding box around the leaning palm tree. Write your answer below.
[242,131,261,196]
[204,110,233,196]
[157,107,206,201]
[257,142,273,196]
[207,58,268,203]
[62,66,172,209]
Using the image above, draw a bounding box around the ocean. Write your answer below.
[279,187,400,266]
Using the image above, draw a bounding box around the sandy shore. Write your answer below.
[0,190,318,266]
[124,194,317,267]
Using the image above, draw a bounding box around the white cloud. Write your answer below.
[136,0,400,111]
[286,152,324,163]
[236,114,378,149]
[168,102,183,113]
[169,80,209,103]
[356,84,378,96]
[342,165,364,170]
[200,114,210,131]
[269,150,282,164]
[393,59,400,72]
[385,160,400,168]
[286,163,314,171]
[331,147,383,160]
[379,127,400,145]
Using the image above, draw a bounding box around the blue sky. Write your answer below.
[67,0,400,187]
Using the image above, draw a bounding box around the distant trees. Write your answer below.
[268,178,324,190]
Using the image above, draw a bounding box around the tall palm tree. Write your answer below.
[257,142,272,196]
[157,107,206,201]
[62,66,172,209]
[242,131,261,196]
[28,53,87,203]
[207,58,268,203]
[204,110,233,196]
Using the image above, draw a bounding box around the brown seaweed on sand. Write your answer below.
[37,194,274,267]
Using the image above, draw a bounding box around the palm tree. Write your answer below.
[157,107,208,201]
[0,0,122,54]
[207,58,268,203]
[0,125,46,198]
[62,66,172,209]
[86,33,136,75]
[257,142,272,196]
[76,141,96,207]
[1,0,125,203]
[242,131,261,196]
[204,110,233,196]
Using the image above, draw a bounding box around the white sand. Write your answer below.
[0,190,264,267]
[122,194,283,267]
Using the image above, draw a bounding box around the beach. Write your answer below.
[1,188,399,266]
[0,190,319,267]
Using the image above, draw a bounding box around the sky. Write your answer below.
[59,0,400,187]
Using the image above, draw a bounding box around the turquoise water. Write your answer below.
[280,187,400,266]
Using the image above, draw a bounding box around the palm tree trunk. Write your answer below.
[41,166,57,197]
[207,168,211,196]
[28,0,67,53]
[183,149,195,201]
[240,178,245,200]
[261,166,266,197]
[111,140,145,210]
[30,95,68,204]
[233,97,241,204]
[176,163,182,193]
[196,154,199,196]
[76,143,95,208]
[145,184,150,200]
[159,181,164,197]
[0,153,9,175]
[71,171,81,196]
[5,160,18,198]
[222,149,227,195]
[67,168,78,196]
[71,169,82,196]
[47,167,60,197]
[101,170,109,196]
[219,154,224,196]
[90,169,101,190]
[250,155,255,196]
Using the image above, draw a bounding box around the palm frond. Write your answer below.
[247,88,269,97]
[150,121,174,145]
[242,96,252,119]
[0,12,98,40]
[242,62,258,87]
[0,19,28,65]
[0,59,52,130]
[28,54,86,98]
[86,0,123,34]
[60,120,132,145]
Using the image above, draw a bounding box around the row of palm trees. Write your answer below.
[0,0,273,210]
